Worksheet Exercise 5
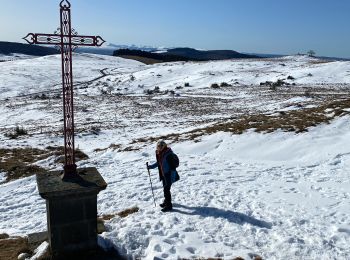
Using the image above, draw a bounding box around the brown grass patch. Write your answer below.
[130,98,350,145]
[179,257,261,260]
[0,146,89,183]
[94,143,121,153]
[101,206,140,221]
[0,236,31,260]
[119,55,163,65]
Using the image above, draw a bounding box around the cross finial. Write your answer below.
[60,0,71,9]
[23,33,36,44]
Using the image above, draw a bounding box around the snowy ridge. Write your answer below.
[1,54,350,100]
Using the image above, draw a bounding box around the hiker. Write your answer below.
[147,140,179,212]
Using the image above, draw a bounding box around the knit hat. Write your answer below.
[156,140,167,150]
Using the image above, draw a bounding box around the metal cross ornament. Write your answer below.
[24,0,105,179]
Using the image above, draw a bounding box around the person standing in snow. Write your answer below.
[147,140,179,212]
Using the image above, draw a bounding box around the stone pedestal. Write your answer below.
[36,167,107,259]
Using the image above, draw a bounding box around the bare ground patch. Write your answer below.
[0,235,31,260]
[0,147,89,183]
[130,98,350,145]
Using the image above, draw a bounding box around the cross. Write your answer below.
[23,0,105,179]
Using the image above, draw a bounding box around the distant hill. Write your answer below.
[113,48,260,64]
[0,41,59,56]
[166,48,260,60]
[113,49,193,64]
[76,43,164,55]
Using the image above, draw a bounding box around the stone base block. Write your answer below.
[36,167,107,259]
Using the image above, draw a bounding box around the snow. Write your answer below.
[0,53,36,62]
[0,54,350,259]
[0,171,6,183]
[92,119,350,259]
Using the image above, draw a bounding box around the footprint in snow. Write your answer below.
[338,228,350,235]
[186,247,196,254]
[151,230,164,236]
[154,244,162,252]
[168,232,179,238]
[183,227,194,232]
[163,238,175,245]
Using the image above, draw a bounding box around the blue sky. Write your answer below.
[1,0,349,58]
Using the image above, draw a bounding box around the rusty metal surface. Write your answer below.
[23,0,105,178]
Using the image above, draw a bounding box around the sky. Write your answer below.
[1,0,350,58]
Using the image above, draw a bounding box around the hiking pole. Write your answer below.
[146,162,157,207]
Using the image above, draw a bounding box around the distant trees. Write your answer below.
[307,50,316,57]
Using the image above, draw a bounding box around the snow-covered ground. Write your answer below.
[0,53,36,62]
[0,54,350,259]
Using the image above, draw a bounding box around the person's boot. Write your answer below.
[160,201,166,208]
[161,203,173,212]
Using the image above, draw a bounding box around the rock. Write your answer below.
[27,232,48,251]
[97,218,107,234]
[29,241,50,260]
[18,252,31,260]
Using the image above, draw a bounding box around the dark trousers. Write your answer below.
[163,183,172,205]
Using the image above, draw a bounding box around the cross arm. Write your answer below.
[23,33,62,45]
[24,33,105,47]
[70,35,105,47]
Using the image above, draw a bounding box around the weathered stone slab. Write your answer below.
[36,167,107,198]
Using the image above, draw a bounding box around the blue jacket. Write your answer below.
[149,148,179,186]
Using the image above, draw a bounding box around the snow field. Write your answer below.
[1,54,350,259]
[91,119,350,259]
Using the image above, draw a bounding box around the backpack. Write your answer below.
[172,153,179,168]
[167,152,179,169]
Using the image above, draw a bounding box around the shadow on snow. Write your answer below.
[172,204,272,229]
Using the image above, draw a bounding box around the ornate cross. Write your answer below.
[24,0,105,179]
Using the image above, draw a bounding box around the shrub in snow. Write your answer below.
[307,73,313,77]
[184,82,190,87]
[34,94,49,100]
[107,86,114,95]
[144,89,154,95]
[307,50,316,57]
[211,83,220,89]
[275,79,285,87]
[154,86,160,93]
[260,81,272,86]
[99,88,108,95]
[5,126,28,139]
[304,90,312,97]
[144,86,160,95]
[91,126,101,135]
[220,82,231,87]
[175,86,183,89]
[270,84,277,91]
[287,75,295,80]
